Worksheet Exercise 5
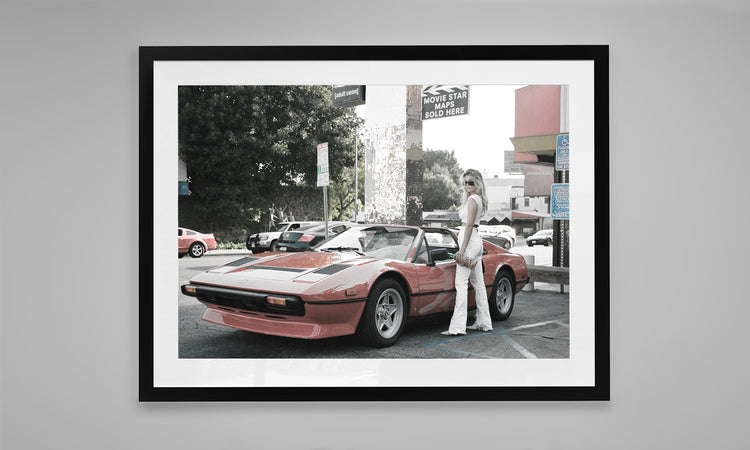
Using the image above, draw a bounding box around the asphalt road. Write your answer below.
[177,240,568,359]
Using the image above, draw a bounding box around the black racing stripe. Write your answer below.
[248,265,307,273]
[412,289,455,297]
[226,256,260,266]
[313,264,351,275]
[412,286,488,297]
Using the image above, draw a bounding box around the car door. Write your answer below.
[178,228,189,252]
[411,229,464,315]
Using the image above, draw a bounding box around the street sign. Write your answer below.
[317,142,329,187]
[332,85,366,107]
[551,183,569,220]
[421,85,469,120]
[556,133,569,171]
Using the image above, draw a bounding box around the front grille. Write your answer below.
[183,284,304,316]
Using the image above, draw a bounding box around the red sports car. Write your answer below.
[178,227,217,258]
[181,225,529,347]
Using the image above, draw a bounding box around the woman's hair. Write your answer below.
[461,168,488,215]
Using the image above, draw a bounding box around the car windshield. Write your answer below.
[273,223,291,232]
[314,226,419,261]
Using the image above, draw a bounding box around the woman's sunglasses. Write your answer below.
[464,181,476,186]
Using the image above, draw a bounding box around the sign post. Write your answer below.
[317,143,330,239]
[553,133,570,274]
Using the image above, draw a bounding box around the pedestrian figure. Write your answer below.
[442,169,493,336]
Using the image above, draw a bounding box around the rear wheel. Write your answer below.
[188,242,205,258]
[489,271,515,321]
[503,240,512,250]
[357,279,407,347]
[545,239,552,246]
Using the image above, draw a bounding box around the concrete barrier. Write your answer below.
[522,255,535,291]
[527,265,569,293]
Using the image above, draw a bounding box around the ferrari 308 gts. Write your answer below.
[181,225,529,347]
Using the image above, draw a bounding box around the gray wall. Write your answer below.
[2,1,749,449]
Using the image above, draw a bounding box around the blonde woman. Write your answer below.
[442,169,493,336]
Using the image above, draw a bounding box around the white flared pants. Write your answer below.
[447,229,493,334]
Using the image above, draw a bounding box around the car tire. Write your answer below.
[503,240,512,250]
[545,239,552,246]
[270,240,279,252]
[188,242,205,258]
[528,242,534,247]
[488,270,515,321]
[357,278,407,348]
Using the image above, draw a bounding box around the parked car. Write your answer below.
[246,221,318,253]
[494,225,517,247]
[277,222,351,252]
[477,225,515,250]
[181,225,529,347]
[527,229,553,246]
[178,227,217,258]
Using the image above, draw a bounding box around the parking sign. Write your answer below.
[556,134,569,171]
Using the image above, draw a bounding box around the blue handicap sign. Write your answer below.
[556,134,569,171]
[551,183,569,220]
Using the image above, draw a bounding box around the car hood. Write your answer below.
[188,250,367,293]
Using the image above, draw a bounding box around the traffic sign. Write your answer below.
[551,183,569,220]
[556,134,569,171]
[317,143,329,187]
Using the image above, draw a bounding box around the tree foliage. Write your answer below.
[422,149,463,211]
[178,86,362,234]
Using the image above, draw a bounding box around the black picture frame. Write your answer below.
[139,45,609,402]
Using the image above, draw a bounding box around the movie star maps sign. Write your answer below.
[421,85,470,120]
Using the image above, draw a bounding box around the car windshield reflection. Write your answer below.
[314,226,419,261]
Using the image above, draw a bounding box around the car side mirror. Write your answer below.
[427,248,450,266]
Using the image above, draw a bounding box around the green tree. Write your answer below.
[327,153,365,221]
[422,149,463,211]
[178,86,362,233]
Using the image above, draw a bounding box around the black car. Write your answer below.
[527,229,553,246]
[277,222,351,252]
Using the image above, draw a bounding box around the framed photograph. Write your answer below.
[140,46,609,401]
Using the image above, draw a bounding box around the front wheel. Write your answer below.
[488,271,515,321]
[188,242,205,258]
[357,279,407,347]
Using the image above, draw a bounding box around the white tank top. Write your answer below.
[459,194,483,226]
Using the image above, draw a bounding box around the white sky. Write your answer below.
[358,85,523,178]
[423,85,522,177]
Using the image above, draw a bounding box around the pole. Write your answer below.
[323,186,329,239]
[354,134,358,223]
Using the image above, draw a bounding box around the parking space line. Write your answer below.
[422,320,569,359]
[506,320,564,332]
[499,333,537,359]
[423,335,494,358]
